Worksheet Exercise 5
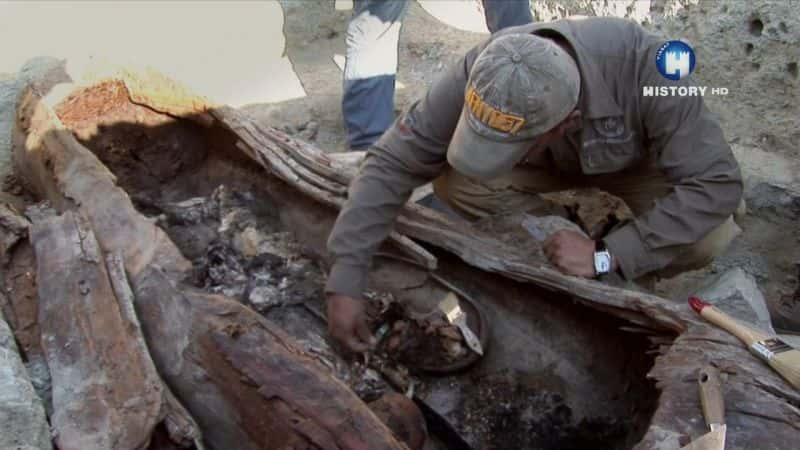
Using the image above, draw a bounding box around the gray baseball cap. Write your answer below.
[447,33,581,181]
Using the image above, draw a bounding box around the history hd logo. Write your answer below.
[656,40,695,80]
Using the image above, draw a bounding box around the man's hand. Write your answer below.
[326,294,376,353]
[542,230,597,278]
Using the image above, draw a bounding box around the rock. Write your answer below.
[638,425,686,450]
[279,120,320,141]
[649,0,800,157]
[1,58,71,203]
[694,267,775,334]
[0,76,22,198]
[711,252,771,285]
[24,202,58,225]
[0,202,29,264]
[543,188,633,239]
[297,120,319,141]
[527,0,651,23]
[234,227,298,262]
[744,180,800,221]
[17,57,71,96]
[0,309,53,450]
[732,146,799,191]
[24,354,53,417]
[521,214,588,242]
[247,279,282,312]
[234,226,263,259]
[368,392,427,450]
[160,197,213,225]
[498,1,800,176]
[280,123,298,135]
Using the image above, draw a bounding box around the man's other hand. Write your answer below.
[326,294,376,353]
[543,230,596,278]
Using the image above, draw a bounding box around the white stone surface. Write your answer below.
[0,1,305,107]
[694,267,775,334]
[779,334,800,348]
[0,308,52,450]
[521,214,588,242]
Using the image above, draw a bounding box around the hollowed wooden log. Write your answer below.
[12,73,800,449]
[14,86,404,450]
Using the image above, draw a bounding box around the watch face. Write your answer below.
[594,251,611,274]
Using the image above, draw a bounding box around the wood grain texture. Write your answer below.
[31,210,165,450]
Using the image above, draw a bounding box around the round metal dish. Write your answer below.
[372,253,489,374]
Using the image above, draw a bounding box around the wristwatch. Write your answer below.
[593,240,612,277]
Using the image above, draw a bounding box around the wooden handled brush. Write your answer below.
[681,365,726,450]
[689,296,800,390]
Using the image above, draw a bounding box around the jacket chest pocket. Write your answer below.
[580,117,642,174]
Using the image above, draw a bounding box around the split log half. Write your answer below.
[31,209,200,449]
[14,86,404,450]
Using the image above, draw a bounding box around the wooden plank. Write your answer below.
[105,252,203,448]
[31,210,166,450]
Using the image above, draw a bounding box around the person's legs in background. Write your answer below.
[342,0,408,150]
[342,0,533,150]
[481,0,533,33]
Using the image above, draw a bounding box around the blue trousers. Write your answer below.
[342,0,533,150]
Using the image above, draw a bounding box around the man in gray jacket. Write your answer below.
[326,17,744,352]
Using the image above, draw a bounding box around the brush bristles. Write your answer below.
[769,349,800,390]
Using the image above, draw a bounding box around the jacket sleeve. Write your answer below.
[325,47,483,298]
[603,44,743,280]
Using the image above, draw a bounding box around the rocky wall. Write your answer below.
[530,0,798,171]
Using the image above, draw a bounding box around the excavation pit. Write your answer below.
[45,80,663,449]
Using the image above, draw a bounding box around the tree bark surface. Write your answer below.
[31,210,168,450]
